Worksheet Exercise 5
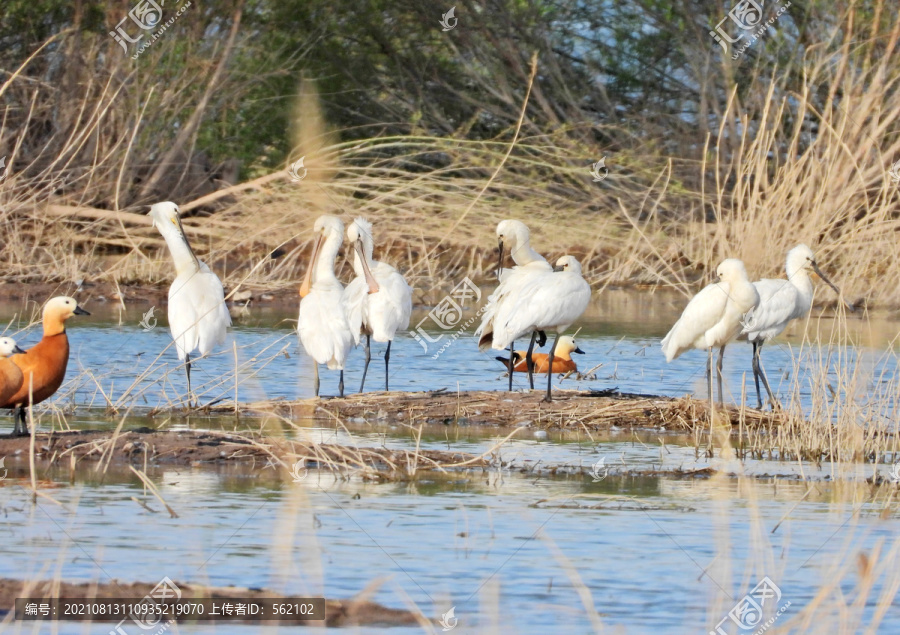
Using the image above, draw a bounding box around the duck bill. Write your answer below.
[299,234,325,298]
[356,239,380,294]
[496,239,505,279]
[811,262,854,310]
[12,345,25,354]
[74,306,90,316]
[573,347,585,354]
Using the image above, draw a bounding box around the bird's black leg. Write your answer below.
[13,405,27,436]
[542,332,561,402]
[359,334,371,393]
[185,353,193,408]
[537,330,547,347]
[525,331,539,390]
[313,363,320,397]
[716,345,726,406]
[339,370,344,398]
[706,347,713,404]
[384,340,391,392]
[507,339,515,391]
[751,341,764,409]
[755,342,779,409]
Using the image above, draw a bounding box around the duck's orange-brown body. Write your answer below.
[506,351,578,374]
[0,358,24,404]
[2,333,69,407]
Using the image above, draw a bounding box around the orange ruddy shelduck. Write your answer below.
[1,296,89,436]
[495,336,585,374]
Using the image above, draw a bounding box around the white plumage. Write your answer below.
[475,220,553,390]
[343,217,412,392]
[149,201,231,404]
[661,258,759,404]
[298,215,354,397]
[741,244,845,408]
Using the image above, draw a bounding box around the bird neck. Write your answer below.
[42,312,68,337]
[314,232,342,285]
[351,241,375,279]
[788,266,814,298]
[157,221,200,277]
[510,240,546,267]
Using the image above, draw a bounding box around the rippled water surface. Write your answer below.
[1,292,899,633]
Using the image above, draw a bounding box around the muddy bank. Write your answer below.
[0,428,486,477]
[0,578,423,627]
[231,389,793,432]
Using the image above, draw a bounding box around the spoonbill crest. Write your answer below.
[343,217,412,392]
[149,202,231,405]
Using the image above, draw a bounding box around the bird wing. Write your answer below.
[661,281,730,361]
[368,264,412,341]
[167,265,231,359]
[742,278,803,340]
[493,271,591,350]
[343,276,370,346]
[299,285,353,369]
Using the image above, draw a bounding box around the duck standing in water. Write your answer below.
[1,297,89,435]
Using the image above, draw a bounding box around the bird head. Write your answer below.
[148,201,184,236]
[300,215,345,298]
[715,259,749,284]
[43,297,89,334]
[495,219,530,269]
[347,218,380,294]
[553,255,582,274]
[0,337,24,358]
[558,336,585,356]
[787,244,848,306]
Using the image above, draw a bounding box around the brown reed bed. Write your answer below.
[0,428,487,480]
[231,389,794,432]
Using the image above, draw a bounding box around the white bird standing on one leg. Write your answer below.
[661,258,760,405]
[149,202,231,405]
[488,255,592,402]
[298,215,354,397]
[475,220,553,390]
[741,244,850,409]
[343,217,412,392]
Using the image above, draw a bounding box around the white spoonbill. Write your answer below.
[741,244,850,409]
[661,258,759,404]
[149,202,231,404]
[485,255,592,401]
[475,219,552,390]
[298,215,354,397]
[343,217,412,392]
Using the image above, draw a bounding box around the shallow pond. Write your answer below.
[1,292,899,633]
